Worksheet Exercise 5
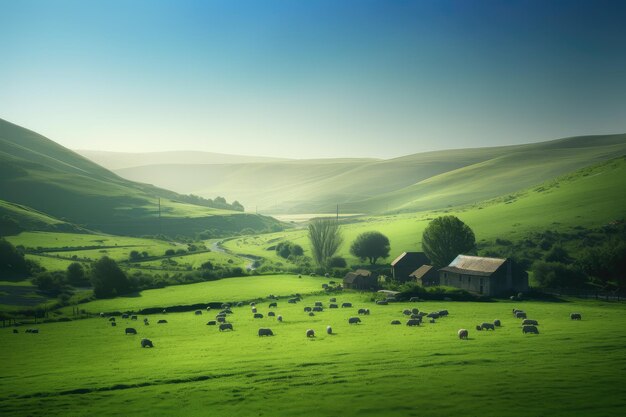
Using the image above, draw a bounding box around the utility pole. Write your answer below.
[158,198,161,235]
[336,204,339,222]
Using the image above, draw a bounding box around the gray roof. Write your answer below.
[343,269,373,284]
[391,252,430,267]
[409,265,435,279]
[440,255,507,276]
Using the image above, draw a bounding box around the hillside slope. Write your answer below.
[108,134,626,214]
[0,118,280,236]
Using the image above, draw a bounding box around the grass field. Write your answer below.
[2,291,625,417]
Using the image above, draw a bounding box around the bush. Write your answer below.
[532,261,587,289]
[328,256,347,268]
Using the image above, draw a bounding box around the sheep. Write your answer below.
[475,325,482,331]
[438,310,449,316]
[277,315,283,322]
[131,315,138,321]
[376,300,388,305]
[268,302,277,308]
[217,317,226,323]
[206,320,217,326]
[144,321,150,326]
[143,317,149,322]
[306,329,315,338]
[326,325,332,334]
[109,317,116,322]
[140,338,153,348]
[308,312,315,317]
[312,306,323,312]
[268,311,276,317]
[515,311,527,319]
[221,309,233,315]
[111,322,117,327]
[390,320,401,325]
[412,308,419,314]
[358,308,368,315]
[403,309,412,316]
[570,313,582,320]
[342,302,353,308]
[13,329,18,333]
[222,303,230,309]
[258,328,274,336]
[122,314,129,319]
[288,298,297,304]
[329,304,338,309]
[251,307,257,314]
[329,297,337,302]
[157,319,168,324]
[250,302,256,307]
[125,328,137,335]
[215,313,226,319]
[364,308,370,315]
[410,314,420,319]
[458,329,469,340]
[481,322,495,331]
[304,307,312,312]
[493,319,501,327]
[522,319,539,326]
[406,319,421,327]
[219,323,234,331]
[522,325,539,334]
[427,312,440,319]
[194,310,202,316]
[315,301,323,307]
[348,317,361,324]
[254,313,264,319]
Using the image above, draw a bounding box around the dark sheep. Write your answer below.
[329,304,338,309]
[31,329,39,333]
[144,321,150,326]
[308,312,315,317]
[125,327,137,335]
[109,317,116,322]
[493,319,501,327]
[418,312,427,318]
[207,320,217,326]
[219,323,234,331]
[427,312,440,319]
[403,309,412,316]
[329,297,337,302]
[122,314,129,319]
[341,302,352,308]
[315,301,323,307]
[326,325,332,334]
[348,317,361,324]
[304,307,312,312]
[222,303,230,309]
[258,328,274,336]
[522,319,539,326]
[111,322,117,327]
[522,325,539,334]
[131,315,138,321]
[216,313,226,319]
[141,338,153,348]
[157,320,168,324]
[406,319,421,327]
[254,313,264,319]
[476,325,483,331]
[250,302,256,307]
[268,311,276,317]
[194,310,202,316]
[269,302,277,308]
[515,311,527,319]
[570,313,582,320]
[277,315,283,322]
[312,306,323,312]
[306,329,315,338]
[376,300,388,305]
[143,318,149,323]
[13,329,18,333]
[221,309,233,315]
[251,307,257,314]
[458,329,469,340]
[481,322,495,330]
[288,298,297,304]
[390,320,401,325]
[439,310,449,316]
[410,314,420,319]
[217,317,226,323]
[412,308,419,314]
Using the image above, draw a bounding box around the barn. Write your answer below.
[343,269,378,290]
[410,265,439,287]
[390,252,430,282]
[438,255,528,296]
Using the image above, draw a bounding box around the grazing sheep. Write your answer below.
[412,308,419,314]
[358,308,368,315]
[277,315,283,322]
[512,309,523,315]
[364,309,370,315]
[219,323,234,331]
[217,317,226,323]
[341,302,352,308]
[570,313,582,320]
[125,328,137,335]
[254,313,264,319]
[329,297,336,302]
[215,313,226,319]
[329,303,338,309]
[403,309,412,316]
[418,312,427,318]
[251,307,257,314]
[313,306,323,312]
[306,329,315,338]
[308,312,315,317]
[390,320,401,325]
[406,319,421,327]
[348,317,361,324]
[439,310,449,317]
[140,338,153,348]
[522,325,539,334]
[206,320,217,326]
[288,298,298,304]
[250,302,256,307]
[410,314,420,319]
[481,322,495,331]
[268,311,276,317]
[515,311,527,319]
[194,310,202,316]
[144,321,150,326]
[458,329,469,340]
[13,329,18,333]
[111,322,117,327]
[376,300,388,305]
[493,319,501,327]
[522,319,539,326]
[109,317,116,322]
[476,325,483,331]
[258,328,274,336]
[131,315,138,321]
[221,309,232,315]
[122,314,129,319]
[157,320,167,324]
[222,303,230,309]
[427,312,440,319]
[304,307,312,312]
[269,302,277,308]
[315,301,323,307]
[326,325,332,334]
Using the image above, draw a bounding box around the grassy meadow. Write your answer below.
[2,290,625,417]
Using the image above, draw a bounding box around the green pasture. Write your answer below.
[136,250,247,270]
[1,292,625,417]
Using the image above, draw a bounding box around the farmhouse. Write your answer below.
[343,269,378,290]
[439,255,528,296]
[410,265,439,287]
[390,252,430,282]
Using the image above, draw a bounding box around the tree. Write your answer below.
[308,218,343,268]
[66,262,88,286]
[350,231,390,264]
[90,256,131,298]
[32,271,68,295]
[422,216,476,268]
[0,238,29,277]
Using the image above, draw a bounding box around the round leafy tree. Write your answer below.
[422,216,476,268]
[350,231,390,264]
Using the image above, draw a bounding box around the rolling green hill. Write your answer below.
[106,134,626,214]
[0,119,281,236]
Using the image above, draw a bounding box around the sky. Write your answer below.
[1,0,625,159]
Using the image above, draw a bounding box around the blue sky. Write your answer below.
[1,0,625,158]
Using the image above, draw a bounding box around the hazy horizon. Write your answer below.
[2,0,626,159]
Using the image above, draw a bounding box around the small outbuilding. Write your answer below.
[410,265,439,287]
[343,269,378,290]
[390,252,430,282]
